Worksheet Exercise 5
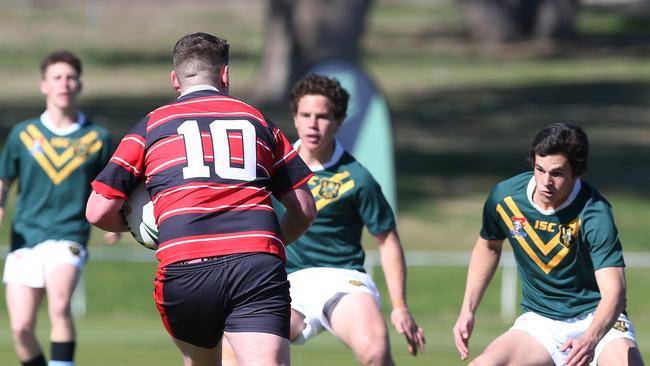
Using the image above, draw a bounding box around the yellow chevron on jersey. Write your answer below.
[19,124,104,185]
[309,171,355,211]
[497,195,581,274]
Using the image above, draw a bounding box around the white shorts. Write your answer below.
[3,240,87,288]
[512,311,637,366]
[288,267,381,344]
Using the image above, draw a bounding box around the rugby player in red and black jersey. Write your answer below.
[86,32,316,366]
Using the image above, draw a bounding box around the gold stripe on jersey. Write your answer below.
[19,131,59,182]
[309,171,350,197]
[316,180,355,211]
[308,171,354,211]
[497,196,580,274]
[20,124,103,185]
[26,125,100,168]
[504,196,557,255]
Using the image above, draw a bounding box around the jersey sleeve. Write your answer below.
[582,199,625,270]
[480,186,507,240]
[91,118,148,199]
[268,125,313,197]
[355,169,396,235]
[0,125,22,181]
[90,128,117,179]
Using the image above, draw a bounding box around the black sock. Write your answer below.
[51,341,76,361]
[22,353,46,366]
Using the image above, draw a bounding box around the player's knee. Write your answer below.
[354,338,391,366]
[10,321,36,343]
[597,338,644,366]
[48,303,73,325]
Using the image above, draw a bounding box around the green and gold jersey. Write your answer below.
[481,172,625,319]
[285,141,396,273]
[0,113,114,251]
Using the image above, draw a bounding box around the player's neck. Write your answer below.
[297,142,334,167]
[46,105,78,129]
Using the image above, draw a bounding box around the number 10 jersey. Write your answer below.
[91,88,312,267]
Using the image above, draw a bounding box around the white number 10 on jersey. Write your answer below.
[178,119,257,181]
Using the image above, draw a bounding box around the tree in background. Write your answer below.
[255,0,372,104]
[460,0,580,43]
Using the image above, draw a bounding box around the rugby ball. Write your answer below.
[122,183,159,250]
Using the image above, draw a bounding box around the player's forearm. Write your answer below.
[377,230,409,309]
[460,238,502,314]
[86,191,128,232]
[278,183,316,244]
[583,267,627,342]
[279,209,314,244]
[585,293,625,343]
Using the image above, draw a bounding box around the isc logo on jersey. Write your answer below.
[121,183,159,250]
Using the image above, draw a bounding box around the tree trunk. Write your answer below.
[460,0,579,44]
[254,0,372,104]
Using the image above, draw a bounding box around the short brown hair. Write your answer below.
[40,50,82,77]
[290,74,349,123]
[528,123,589,177]
[173,32,229,79]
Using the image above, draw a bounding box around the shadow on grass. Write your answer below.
[385,1,650,62]
[1,79,648,212]
[390,80,650,209]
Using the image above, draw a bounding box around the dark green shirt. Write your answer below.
[481,172,625,319]
[0,114,113,251]
[286,142,396,273]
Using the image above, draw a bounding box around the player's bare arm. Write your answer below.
[375,229,426,356]
[0,178,9,225]
[86,191,128,232]
[277,182,316,244]
[453,237,503,360]
[562,266,627,366]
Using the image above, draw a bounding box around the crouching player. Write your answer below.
[453,123,644,366]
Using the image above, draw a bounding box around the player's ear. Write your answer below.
[220,64,229,91]
[170,70,181,92]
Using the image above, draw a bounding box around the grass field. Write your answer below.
[0,259,649,365]
[0,0,649,364]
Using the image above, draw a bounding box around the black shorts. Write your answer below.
[154,252,290,348]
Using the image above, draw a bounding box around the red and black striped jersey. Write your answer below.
[91,88,312,267]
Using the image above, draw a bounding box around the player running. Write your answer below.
[0,50,118,366]
[86,32,316,366]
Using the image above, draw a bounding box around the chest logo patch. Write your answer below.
[71,139,90,158]
[319,179,341,199]
[310,171,355,211]
[496,196,581,274]
[19,124,103,185]
[559,225,577,249]
[510,217,528,238]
